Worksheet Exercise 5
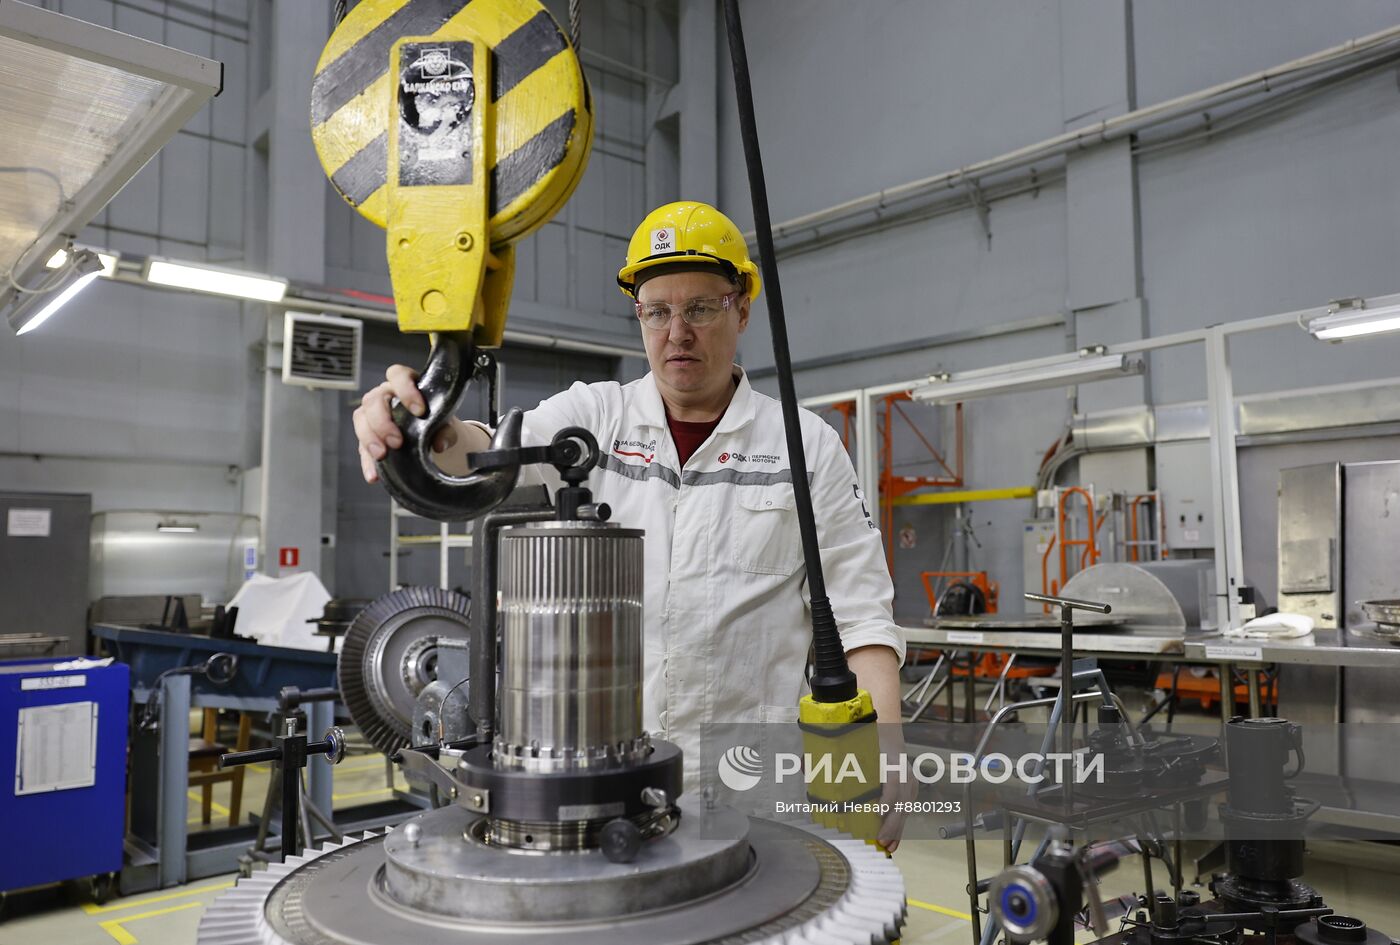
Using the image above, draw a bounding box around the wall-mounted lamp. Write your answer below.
[1306,298,1400,341]
[910,350,1143,405]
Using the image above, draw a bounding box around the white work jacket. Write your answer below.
[488,367,905,786]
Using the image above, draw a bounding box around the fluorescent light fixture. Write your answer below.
[156,523,199,533]
[8,250,103,335]
[1307,299,1400,341]
[144,257,288,302]
[910,351,1143,404]
[47,247,119,277]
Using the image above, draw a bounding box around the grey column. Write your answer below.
[1060,0,1148,415]
[258,2,330,583]
[678,0,718,204]
[307,697,335,818]
[158,675,191,888]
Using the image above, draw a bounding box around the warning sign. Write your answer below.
[898,524,917,550]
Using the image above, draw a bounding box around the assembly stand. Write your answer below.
[220,686,346,867]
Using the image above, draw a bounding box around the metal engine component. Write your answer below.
[409,638,473,748]
[494,522,646,771]
[991,864,1059,943]
[337,587,471,756]
[1296,915,1395,945]
[1212,717,1323,926]
[198,817,905,945]
[456,518,677,853]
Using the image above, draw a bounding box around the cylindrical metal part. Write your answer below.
[495,522,645,772]
[1224,717,1299,814]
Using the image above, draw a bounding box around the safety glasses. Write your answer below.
[635,290,741,330]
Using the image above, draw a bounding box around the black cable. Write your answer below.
[333,0,348,25]
[139,653,240,731]
[721,1,855,704]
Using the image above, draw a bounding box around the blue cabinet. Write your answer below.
[0,659,129,893]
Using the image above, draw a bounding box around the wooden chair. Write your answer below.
[188,709,252,827]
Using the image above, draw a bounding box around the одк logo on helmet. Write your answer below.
[650,228,674,253]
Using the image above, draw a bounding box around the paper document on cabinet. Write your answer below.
[15,701,98,795]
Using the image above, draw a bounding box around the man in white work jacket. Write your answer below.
[355,201,908,849]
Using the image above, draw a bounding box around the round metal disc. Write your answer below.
[311,0,594,245]
[338,587,470,756]
[197,816,905,945]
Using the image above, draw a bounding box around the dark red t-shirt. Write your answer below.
[667,415,721,467]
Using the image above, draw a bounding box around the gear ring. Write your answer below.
[337,587,470,757]
[198,818,905,945]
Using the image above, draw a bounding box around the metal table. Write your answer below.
[903,623,1400,725]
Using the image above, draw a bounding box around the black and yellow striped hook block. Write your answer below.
[311,0,594,342]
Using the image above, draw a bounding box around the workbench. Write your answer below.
[903,624,1400,708]
[900,622,1400,838]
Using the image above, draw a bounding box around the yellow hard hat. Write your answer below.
[616,201,761,300]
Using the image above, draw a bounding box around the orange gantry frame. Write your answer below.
[816,394,966,572]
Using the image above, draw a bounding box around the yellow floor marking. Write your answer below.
[186,789,231,817]
[332,786,395,801]
[81,880,236,915]
[908,898,972,921]
[97,901,204,944]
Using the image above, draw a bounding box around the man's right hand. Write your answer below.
[353,364,466,484]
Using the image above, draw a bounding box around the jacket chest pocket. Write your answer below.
[732,486,803,576]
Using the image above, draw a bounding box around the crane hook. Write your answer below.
[376,332,522,521]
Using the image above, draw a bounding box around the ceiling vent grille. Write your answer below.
[282,312,362,390]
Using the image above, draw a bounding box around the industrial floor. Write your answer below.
[6,814,1400,945]
[5,704,1400,945]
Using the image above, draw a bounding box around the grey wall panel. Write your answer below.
[515,227,539,303]
[0,457,238,514]
[1059,0,1133,121]
[1065,141,1139,311]
[1131,0,1400,106]
[534,223,571,310]
[719,0,1066,228]
[573,228,610,317]
[159,133,211,246]
[739,186,1070,372]
[60,0,114,29]
[209,141,247,256]
[113,1,163,43]
[0,492,91,654]
[211,30,250,142]
[1137,70,1400,402]
[107,152,163,238]
[132,296,246,464]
